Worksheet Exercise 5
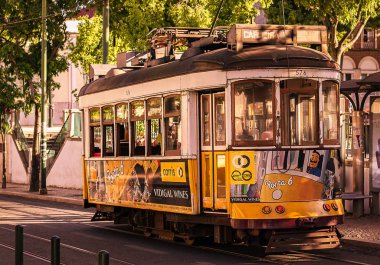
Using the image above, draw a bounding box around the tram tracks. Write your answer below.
[0,198,377,265]
[0,225,135,265]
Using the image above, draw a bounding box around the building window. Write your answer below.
[147,98,162,155]
[102,106,114,156]
[164,95,181,156]
[233,80,274,146]
[89,108,101,157]
[131,101,145,156]
[322,81,339,144]
[344,73,352,81]
[116,104,129,156]
[281,79,318,146]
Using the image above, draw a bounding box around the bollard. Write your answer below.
[98,250,109,265]
[15,225,23,265]
[51,236,60,265]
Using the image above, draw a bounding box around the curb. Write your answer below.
[341,238,380,250]
[0,190,83,206]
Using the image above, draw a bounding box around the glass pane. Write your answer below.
[90,108,100,123]
[92,126,101,156]
[116,104,128,121]
[147,98,162,117]
[72,112,81,137]
[135,120,145,145]
[234,81,273,143]
[215,94,226,145]
[323,81,339,141]
[131,101,145,118]
[166,116,181,151]
[216,155,226,198]
[165,95,181,115]
[104,125,114,156]
[102,106,114,122]
[300,96,316,143]
[150,118,161,155]
[118,123,129,156]
[204,155,211,197]
[202,95,211,146]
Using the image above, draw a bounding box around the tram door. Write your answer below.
[200,92,227,211]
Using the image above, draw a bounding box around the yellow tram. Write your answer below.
[79,24,344,252]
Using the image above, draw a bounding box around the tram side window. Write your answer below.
[322,81,339,144]
[233,80,274,146]
[131,101,145,156]
[164,95,181,156]
[89,108,101,157]
[102,106,114,156]
[281,79,318,146]
[116,104,129,156]
[147,98,162,156]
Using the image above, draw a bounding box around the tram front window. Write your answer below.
[322,81,339,144]
[233,80,274,146]
[281,79,318,146]
[89,108,101,157]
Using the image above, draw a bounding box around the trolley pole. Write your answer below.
[352,111,365,217]
[40,0,48,195]
[102,0,109,64]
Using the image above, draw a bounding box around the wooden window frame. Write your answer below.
[147,97,163,156]
[280,79,319,146]
[164,95,181,156]
[130,100,145,156]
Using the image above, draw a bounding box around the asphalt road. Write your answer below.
[0,195,379,265]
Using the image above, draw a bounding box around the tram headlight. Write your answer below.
[262,206,272,214]
[275,205,285,214]
[331,203,338,211]
[272,189,282,200]
[323,203,331,212]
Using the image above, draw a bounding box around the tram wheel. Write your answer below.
[184,237,196,246]
[143,228,152,237]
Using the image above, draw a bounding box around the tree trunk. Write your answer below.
[29,107,40,192]
[1,133,6,189]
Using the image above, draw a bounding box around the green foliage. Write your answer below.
[68,15,129,76]
[262,0,380,63]
[0,66,23,134]
[69,0,259,75]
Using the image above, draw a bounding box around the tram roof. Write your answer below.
[79,45,339,97]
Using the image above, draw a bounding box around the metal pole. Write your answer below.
[352,110,365,217]
[98,250,109,265]
[208,0,225,37]
[40,0,47,195]
[15,225,23,265]
[51,236,60,265]
[102,0,109,64]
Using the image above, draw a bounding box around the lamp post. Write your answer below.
[40,0,47,195]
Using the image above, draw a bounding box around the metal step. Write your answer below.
[266,227,341,253]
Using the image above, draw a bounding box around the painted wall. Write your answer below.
[7,134,29,184]
[47,139,83,189]
[6,135,82,189]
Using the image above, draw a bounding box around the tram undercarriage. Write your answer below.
[91,205,342,253]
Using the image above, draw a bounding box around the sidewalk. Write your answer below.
[1,183,380,249]
[0,183,83,206]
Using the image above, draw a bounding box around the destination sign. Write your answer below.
[241,29,292,43]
